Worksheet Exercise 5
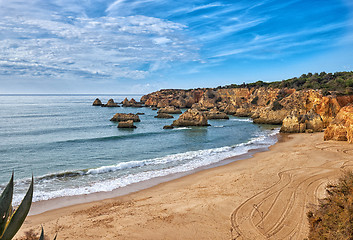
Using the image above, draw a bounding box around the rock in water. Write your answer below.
[155,113,174,119]
[118,120,136,128]
[110,113,140,122]
[324,104,353,143]
[172,109,209,127]
[157,106,182,114]
[92,98,102,106]
[205,108,229,120]
[163,125,174,129]
[122,97,143,107]
[102,99,120,107]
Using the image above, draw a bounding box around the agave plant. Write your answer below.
[0,173,33,240]
[0,173,56,240]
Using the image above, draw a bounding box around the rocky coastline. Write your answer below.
[139,87,353,143]
[93,86,353,142]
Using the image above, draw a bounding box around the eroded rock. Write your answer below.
[324,104,353,143]
[172,109,209,127]
[110,113,140,122]
[92,98,102,106]
[118,120,136,128]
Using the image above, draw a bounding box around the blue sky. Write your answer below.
[0,0,352,93]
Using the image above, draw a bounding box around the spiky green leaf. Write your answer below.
[38,226,44,240]
[0,173,14,236]
[0,177,33,240]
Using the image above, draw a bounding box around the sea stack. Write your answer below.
[118,120,137,128]
[102,99,120,107]
[172,109,209,127]
[110,113,141,122]
[92,98,102,106]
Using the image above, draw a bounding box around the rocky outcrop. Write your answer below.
[118,120,136,128]
[102,99,120,107]
[122,98,143,107]
[92,98,102,106]
[191,103,208,112]
[110,113,140,122]
[172,109,209,127]
[280,110,324,133]
[224,104,238,115]
[234,106,252,117]
[205,109,229,120]
[157,106,182,114]
[280,113,306,133]
[140,88,353,131]
[324,104,353,143]
[155,113,174,119]
[252,108,289,125]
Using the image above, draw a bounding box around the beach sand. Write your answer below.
[15,132,353,239]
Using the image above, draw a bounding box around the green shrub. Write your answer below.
[307,171,353,239]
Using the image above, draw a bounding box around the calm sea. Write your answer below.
[0,94,279,204]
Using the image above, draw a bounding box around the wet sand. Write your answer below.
[15,133,353,239]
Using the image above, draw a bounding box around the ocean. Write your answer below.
[0,94,279,205]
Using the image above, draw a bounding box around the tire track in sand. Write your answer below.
[230,142,353,240]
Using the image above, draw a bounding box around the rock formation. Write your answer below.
[102,99,120,107]
[205,109,229,120]
[280,110,323,133]
[110,113,140,122]
[157,106,182,114]
[234,107,252,117]
[118,120,136,128]
[172,109,209,127]
[122,98,143,107]
[155,113,174,119]
[140,87,353,141]
[163,125,174,129]
[92,98,102,106]
[324,104,353,143]
[224,104,238,115]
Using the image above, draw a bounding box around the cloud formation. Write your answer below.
[0,0,351,93]
[0,1,198,82]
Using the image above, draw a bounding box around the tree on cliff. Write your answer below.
[224,71,353,95]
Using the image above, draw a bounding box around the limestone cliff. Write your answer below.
[324,104,353,143]
[141,88,353,141]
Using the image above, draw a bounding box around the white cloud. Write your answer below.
[0,2,198,81]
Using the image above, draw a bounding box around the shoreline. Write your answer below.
[17,132,353,239]
[28,132,280,216]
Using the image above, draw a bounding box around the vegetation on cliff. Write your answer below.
[223,71,353,95]
[307,171,353,239]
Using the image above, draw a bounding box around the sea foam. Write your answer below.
[12,128,280,204]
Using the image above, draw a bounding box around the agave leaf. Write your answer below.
[1,177,33,240]
[0,173,14,236]
[38,226,44,240]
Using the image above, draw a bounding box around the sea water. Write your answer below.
[0,95,279,204]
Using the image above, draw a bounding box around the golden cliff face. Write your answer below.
[324,104,353,143]
[141,88,353,142]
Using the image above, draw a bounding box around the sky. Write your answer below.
[0,0,352,94]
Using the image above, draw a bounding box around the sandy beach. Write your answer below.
[15,132,353,239]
